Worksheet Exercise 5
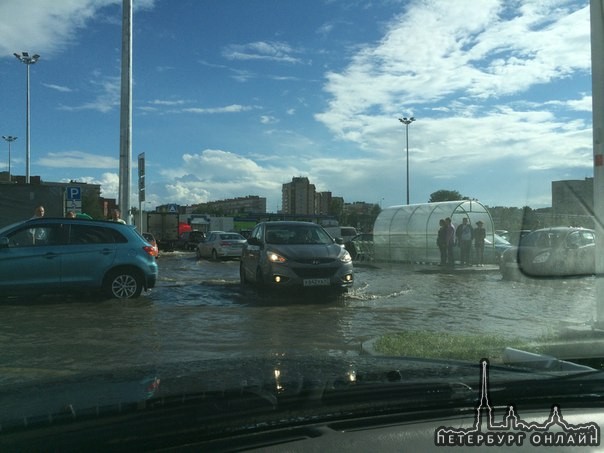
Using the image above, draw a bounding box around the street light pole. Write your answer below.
[118,0,133,224]
[398,116,416,205]
[1,135,17,181]
[14,52,40,184]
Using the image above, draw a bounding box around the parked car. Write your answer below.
[500,227,596,279]
[345,233,374,261]
[0,217,158,299]
[142,232,159,258]
[175,230,206,251]
[483,233,512,264]
[196,231,246,260]
[240,221,354,292]
[499,229,532,247]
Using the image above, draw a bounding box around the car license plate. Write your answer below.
[303,278,330,287]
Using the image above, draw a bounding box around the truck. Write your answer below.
[146,212,180,251]
[189,215,235,234]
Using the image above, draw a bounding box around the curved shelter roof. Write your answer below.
[373,200,494,263]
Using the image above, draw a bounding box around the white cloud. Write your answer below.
[151,150,295,207]
[42,83,73,92]
[181,104,254,114]
[0,0,156,58]
[315,0,591,178]
[222,41,303,64]
[260,115,278,124]
[38,151,119,168]
[58,75,120,113]
[63,172,120,199]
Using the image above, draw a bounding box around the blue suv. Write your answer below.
[0,218,158,299]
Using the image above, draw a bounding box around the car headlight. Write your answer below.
[267,251,287,263]
[340,250,352,263]
[532,251,550,264]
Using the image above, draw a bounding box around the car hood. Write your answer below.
[2,355,601,450]
[0,354,590,426]
[269,243,344,260]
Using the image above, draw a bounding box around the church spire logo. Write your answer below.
[434,359,600,447]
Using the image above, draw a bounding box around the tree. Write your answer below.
[429,190,464,203]
[82,189,104,219]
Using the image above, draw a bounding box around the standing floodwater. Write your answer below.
[0,252,596,385]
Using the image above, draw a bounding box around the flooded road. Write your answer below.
[0,252,597,385]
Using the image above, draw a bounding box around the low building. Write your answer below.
[552,178,593,216]
[0,178,102,227]
[194,195,266,215]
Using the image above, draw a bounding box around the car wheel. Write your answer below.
[240,261,248,285]
[104,269,143,299]
[211,249,219,261]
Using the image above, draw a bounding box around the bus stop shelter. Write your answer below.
[373,200,494,263]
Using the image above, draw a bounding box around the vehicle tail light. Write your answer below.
[143,245,156,256]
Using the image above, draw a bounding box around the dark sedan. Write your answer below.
[240,221,354,292]
[500,227,595,279]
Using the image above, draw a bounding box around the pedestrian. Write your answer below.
[456,218,473,265]
[437,219,447,266]
[29,205,46,243]
[474,220,486,266]
[111,208,127,224]
[445,217,456,267]
[31,205,45,219]
[66,211,76,218]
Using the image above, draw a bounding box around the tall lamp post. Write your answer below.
[14,52,40,184]
[398,116,415,205]
[1,135,17,181]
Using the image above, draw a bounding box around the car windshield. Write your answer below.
[266,225,333,245]
[219,233,243,241]
[521,230,567,248]
[3,1,604,450]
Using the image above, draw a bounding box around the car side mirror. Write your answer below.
[0,237,9,248]
[335,237,344,245]
[247,237,261,247]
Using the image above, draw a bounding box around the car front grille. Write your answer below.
[294,258,336,265]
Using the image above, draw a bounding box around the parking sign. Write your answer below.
[67,186,81,201]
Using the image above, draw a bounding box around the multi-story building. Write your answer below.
[315,191,332,215]
[281,177,316,215]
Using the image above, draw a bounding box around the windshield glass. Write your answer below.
[1,0,603,450]
[266,224,333,245]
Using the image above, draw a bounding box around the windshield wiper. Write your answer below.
[503,347,597,372]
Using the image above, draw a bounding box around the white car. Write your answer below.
[196,231,246,260]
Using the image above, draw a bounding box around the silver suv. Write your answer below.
[0,218,159,299]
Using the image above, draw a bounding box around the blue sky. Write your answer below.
[0,0,593,211]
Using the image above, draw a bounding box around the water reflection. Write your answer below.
[0,253,597,385]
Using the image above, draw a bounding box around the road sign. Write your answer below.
[69,200,82,213]
[138,153,145,202]
[66,186,81,201]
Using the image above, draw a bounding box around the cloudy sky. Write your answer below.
[0,0,593,211]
